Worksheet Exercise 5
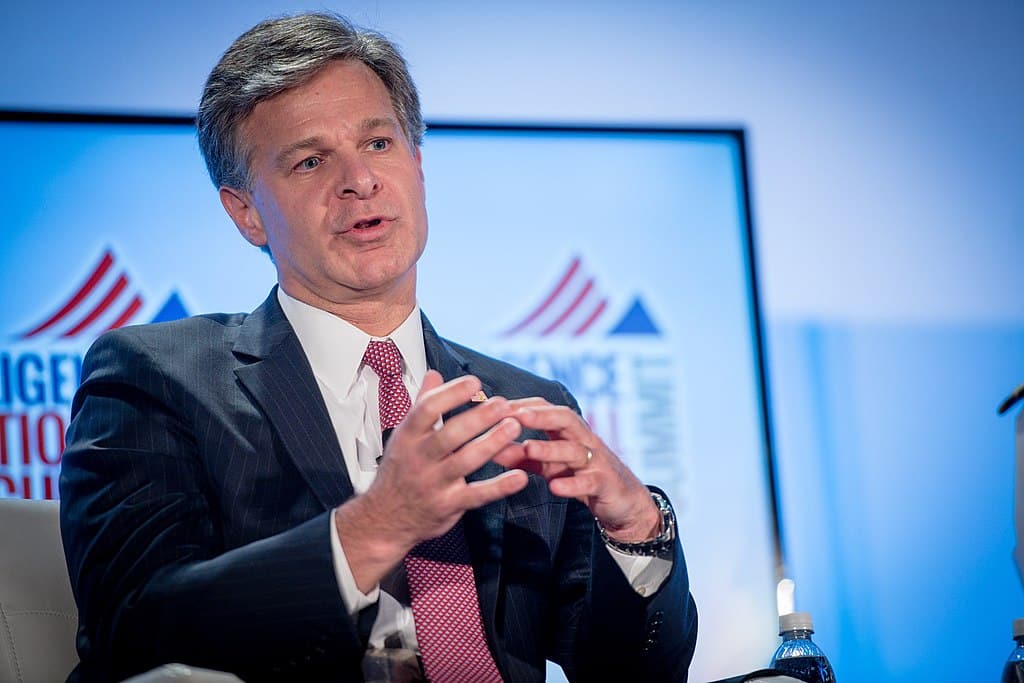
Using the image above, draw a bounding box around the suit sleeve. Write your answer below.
[546,384,698,682]
[59,330,364,682]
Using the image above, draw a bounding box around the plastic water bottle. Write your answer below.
[770,612,836,683]
[1004,618,1024,683]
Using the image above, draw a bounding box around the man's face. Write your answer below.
[222,59,428,311]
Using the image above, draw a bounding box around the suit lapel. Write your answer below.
[422,314,507,663]
[232,289,355,509]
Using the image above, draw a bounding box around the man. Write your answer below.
[60,12,697,682]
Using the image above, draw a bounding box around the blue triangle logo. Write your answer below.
[608,298,660,336]
[150,291,190,323]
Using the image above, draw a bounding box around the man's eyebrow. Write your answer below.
[361,116,399,133]
[274,136,325,168]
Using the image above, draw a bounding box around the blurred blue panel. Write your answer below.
[770,319,1024,682]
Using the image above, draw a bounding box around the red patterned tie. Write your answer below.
[361,341,504,683]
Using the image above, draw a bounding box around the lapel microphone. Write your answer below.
[379,427,394,465]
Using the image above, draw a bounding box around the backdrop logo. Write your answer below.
[490,256,688,509]
[501,256,661,338]
[1,249,189,499]
[17,249,188,341]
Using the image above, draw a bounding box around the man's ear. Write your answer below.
[219,186,268,248]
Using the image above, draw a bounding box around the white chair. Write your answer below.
[0,498,79,682]
[0,498,239,683]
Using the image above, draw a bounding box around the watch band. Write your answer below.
[597,490,676,557]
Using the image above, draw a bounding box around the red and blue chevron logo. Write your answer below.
[502,256,661,338]
[18,249,189,341]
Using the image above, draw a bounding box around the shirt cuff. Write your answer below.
[330,507,381,617]
[604,544,674,597]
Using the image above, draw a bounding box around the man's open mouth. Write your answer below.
[352,218,383,230]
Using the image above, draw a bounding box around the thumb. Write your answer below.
[416,369,445,400]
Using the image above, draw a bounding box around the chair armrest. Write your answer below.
[121,664,243,682]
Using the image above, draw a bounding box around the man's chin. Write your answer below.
[337,262,418,301]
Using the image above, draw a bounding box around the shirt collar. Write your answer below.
[277,288,426,399]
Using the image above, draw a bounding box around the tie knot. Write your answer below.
[362,340,404,378]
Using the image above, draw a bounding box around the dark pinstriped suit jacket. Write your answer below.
[59,289,697,682]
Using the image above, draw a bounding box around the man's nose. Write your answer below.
[334,154,381,198]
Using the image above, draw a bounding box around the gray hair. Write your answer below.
[197,12,425,190]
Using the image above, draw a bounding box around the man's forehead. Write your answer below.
[238,62,402,159]
[255,59,390,113]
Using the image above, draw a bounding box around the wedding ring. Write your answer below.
[584,448,593,466]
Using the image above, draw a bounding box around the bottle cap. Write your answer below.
[1014,618,1024,638]
[779,611,814,635]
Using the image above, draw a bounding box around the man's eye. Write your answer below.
[297,157,321,171]
[369,139,390,151]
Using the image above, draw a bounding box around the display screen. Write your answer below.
[0,115,779,679]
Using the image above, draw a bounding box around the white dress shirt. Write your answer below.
[276,288,671,660]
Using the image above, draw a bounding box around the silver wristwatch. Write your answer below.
[597,490,676,557]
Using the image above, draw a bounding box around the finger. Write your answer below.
[431,397,515,454]
[458,469,529,509]
[494,443,573,480]
[523,439,593,469]
[490,442,537,473]
[404,374,483,433]
[506,396,552,409]
[442,416,522,477]
[514,405,590,440]
[548,469,600,500]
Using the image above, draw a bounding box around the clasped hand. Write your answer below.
[334,371,660,592]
